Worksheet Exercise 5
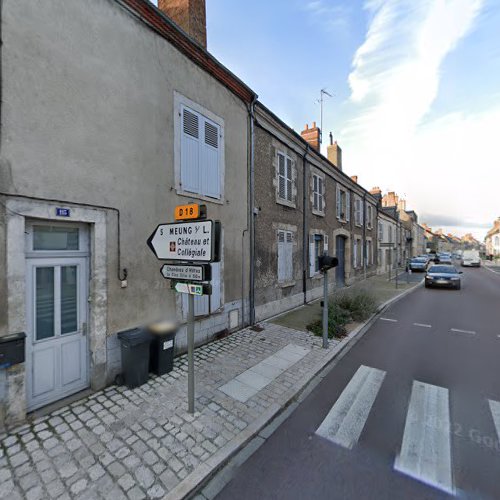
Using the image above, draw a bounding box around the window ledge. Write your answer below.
[276,198,296,209]
[312,209,325,217]
[176,189,224,205]
[278,280,296,288]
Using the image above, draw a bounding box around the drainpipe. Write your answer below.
[363,194,367,281]
[302,145,309,304]
[247,96,257,325]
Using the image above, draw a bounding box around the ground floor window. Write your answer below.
[309,233,326,276]
[277,230,293,283]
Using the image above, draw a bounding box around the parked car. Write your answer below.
[438,255,452,265]
[409,257,429,272]
[425,265,463,290]
[462,249,481,267]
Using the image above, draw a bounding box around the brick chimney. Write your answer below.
[351,175,358,184]
[382,191,398,208]
[301,122,320,151]
[397,198,407,211]
[327,132,342,170]
[158,0,207,49]
[370,186,382,205]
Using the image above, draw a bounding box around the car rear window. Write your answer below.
[428,265,457,274]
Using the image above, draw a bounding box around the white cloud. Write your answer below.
[338,0,495,239]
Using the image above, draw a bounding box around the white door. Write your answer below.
[25,223,89,410]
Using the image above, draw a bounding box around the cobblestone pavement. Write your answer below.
[0,324,341,500]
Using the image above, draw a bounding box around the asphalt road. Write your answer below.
[216,266,500,500]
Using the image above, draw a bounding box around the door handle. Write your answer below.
[82,322,87,336]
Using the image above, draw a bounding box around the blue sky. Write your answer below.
[154,0,500,239]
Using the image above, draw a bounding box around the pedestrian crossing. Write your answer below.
[315,365,500,496]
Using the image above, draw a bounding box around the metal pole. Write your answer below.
[322,270,329,349]
[395,259,399,289]
[187,293,195,414]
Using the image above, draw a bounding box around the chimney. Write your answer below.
[327,133,342,170]
[158,0,207,49]
[382,191,398,208]
[370,186,382,205]
[397,198,407,211]
[350,175,358,184]
[301,122,320,151]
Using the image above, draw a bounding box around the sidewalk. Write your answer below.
[0,324,352,500]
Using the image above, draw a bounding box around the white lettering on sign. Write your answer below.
[148,221,213,261]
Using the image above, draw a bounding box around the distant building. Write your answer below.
[485,218,500,257]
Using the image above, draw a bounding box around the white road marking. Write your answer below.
[451,328,476,335]
[380,318,398,322]
[489,400,500,442]
[316,365,385,449]
[413,323,432,328]
[395,381,454,495]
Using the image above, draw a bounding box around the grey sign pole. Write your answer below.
[322,270,329,349]
[187,293,195,414]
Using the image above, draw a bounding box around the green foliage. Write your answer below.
[307,289,377,339]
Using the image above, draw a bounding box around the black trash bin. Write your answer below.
[148,321,177,376]
[117,328,151,388]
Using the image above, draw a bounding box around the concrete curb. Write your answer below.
[164,281,423,500]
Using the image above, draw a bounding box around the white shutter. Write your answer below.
[353,239,357,268]
[313,175,318,210]
[285,232,293,281]
[181,107,200,194]
[286,158,293,202]
[346,191,351,221]
[336,185,341,219]
[201,118,221,198]
[209,262,221,313]
[277,231,285,282]
[324,234,329,253]
[361,200,364,226]
[309,234,316,277]
[318,177,324,212]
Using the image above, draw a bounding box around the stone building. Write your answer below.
[252,105,378,321]
[485,219,500,257]
[0,0,255,428]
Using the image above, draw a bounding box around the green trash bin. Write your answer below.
[148,321,177,376]
[117,328,152,388]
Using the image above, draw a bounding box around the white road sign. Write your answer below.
[161,264,208,281]
[174,283,204,295]
[147,220,215,262]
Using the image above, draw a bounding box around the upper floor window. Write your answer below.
[354,196,364,226]
[180,106,221,199]
[366,204,373,229]
[378,221,384,241]
[336,186,350,222]
[388,225,393,243]
[277,153,293,203]
[312,174,325,214]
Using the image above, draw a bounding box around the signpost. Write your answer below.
[318,255,338,349]
[148,204,220,414]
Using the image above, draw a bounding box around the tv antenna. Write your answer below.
[317,88,333,145]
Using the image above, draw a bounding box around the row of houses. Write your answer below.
[422,224,482,254]
[0,0,425,429]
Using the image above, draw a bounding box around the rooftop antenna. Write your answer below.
[317,88,333,145]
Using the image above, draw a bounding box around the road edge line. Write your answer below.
[169,281,423,500]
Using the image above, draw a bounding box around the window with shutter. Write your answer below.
[277,153,294,203]
[312,175,324,213]
[180,104,222,199]
[336,185,341,219]
[278,153,286,200]
[318,178,324,212]
[353,239,358,268]
[345,191,350,221]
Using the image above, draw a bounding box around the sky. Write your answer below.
[153,0,500,240]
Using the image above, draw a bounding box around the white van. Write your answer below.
[461,250,481,267]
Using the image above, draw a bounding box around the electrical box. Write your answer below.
[0,332,26,368]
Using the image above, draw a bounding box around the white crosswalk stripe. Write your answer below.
[489,399,500,441]
[394,381,454,495]
[316,365,385,449]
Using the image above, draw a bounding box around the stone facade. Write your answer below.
[253,105,378,321]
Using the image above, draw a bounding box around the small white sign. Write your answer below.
[148,221,213,262]
[161,264,205,281]
[174,282,204,295]
[163,340,173,350]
